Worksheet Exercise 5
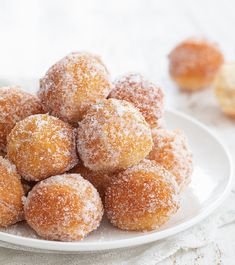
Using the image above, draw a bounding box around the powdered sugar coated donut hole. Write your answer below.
[77,99,153,172]
[109,73,164,129]
[7,114,78,181]
[105,159,180,231]
[24,174,103,241]
[39,52,113,124]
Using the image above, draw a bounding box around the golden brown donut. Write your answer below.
[105,159,179,231]
[148,129,193,190]
[0,156,24,227]
[214,62,235,116]
[0,86,45,152]
[7,114,78,181]
[39,52,112,124]
[24,174,103,241]
[77,99,153,172]
[169,38,224,91]
[109,73,164,129]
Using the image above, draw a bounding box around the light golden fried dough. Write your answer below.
[215,62,235,116]
[77,99,153,172]
[0,86,45,151]
[24,174,103,241]
[105,160,179,231]
[169,38,223,91]
[39,52,112,124]
[109,73,164,129]
[7,114,78,181]
[0,157,24,227]
[148,129,193,190]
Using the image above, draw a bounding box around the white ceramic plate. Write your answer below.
[0,110,233,253]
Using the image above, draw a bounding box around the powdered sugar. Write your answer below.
[105,159,179,231]
[77,99,153,172]
[39,52,113,124]
[0,156,24,227]
[0,86,45,152]
[24,174,103,241]
[7,114,78,181]
[109,73,164,129]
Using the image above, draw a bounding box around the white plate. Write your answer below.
[0,110,233,253]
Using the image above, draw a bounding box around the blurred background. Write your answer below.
[0,0,235,99]
[1,1,235,263]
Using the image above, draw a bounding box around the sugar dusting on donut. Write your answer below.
[0,156,24,227]
[24,174,103,241]
[39,52,113,123]
[7,114,78,181]
[0,86,45,151]
[109,73,164,129]
[105,159,180,231]
[148,129,193,189]
[77,99,153,172]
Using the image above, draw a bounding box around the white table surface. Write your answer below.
[0,0,235,264]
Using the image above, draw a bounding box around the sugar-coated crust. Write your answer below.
[148,128,193,190]
[0,156,24,227]
[39,52,112,124]
[77,99,153,172]
[105,159,179,231]
[109,73,164,128]
[169,38,224,90]
[24,174,103,241]
[7,114,78,181]
[0,86,45,151]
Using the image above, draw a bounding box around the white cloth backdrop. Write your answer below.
[0,0,235,264]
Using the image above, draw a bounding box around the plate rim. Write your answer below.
[0,109,233,252]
